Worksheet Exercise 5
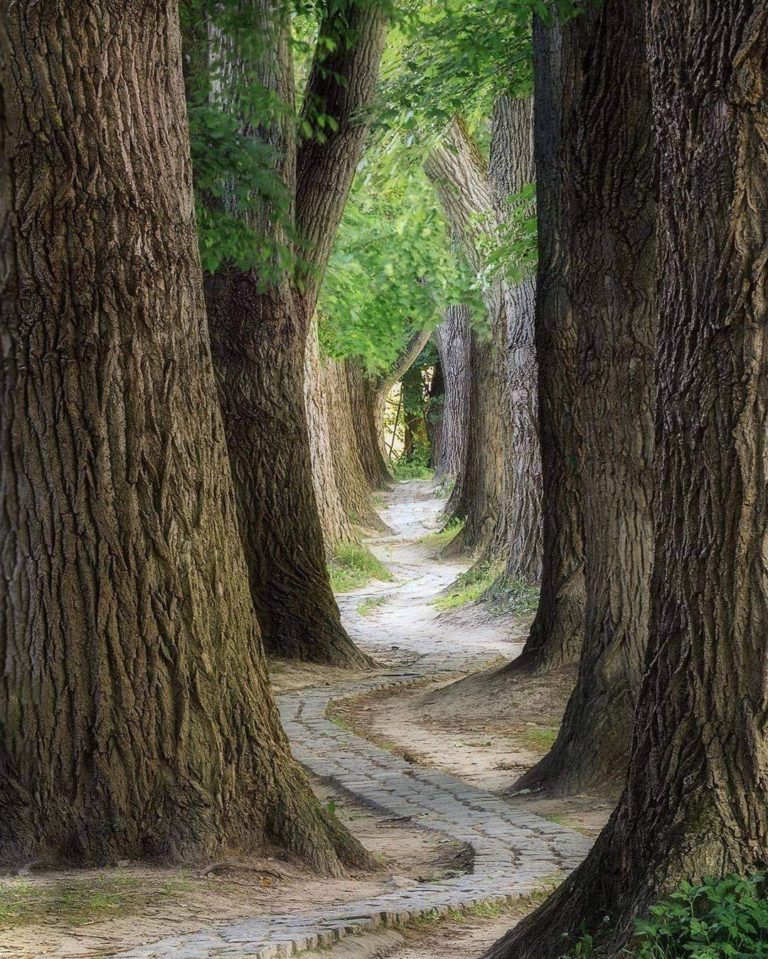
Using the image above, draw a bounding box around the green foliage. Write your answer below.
[433,562,502,611]
[392,446,433,480]
[357,595,388,616]
[474,183,539,287]
[634,874,768,959]
[318,152,479,373]
[383,0,589,134]
[562,875,768,959]
[329,543,394,593]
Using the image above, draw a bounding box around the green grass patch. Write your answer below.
[391,458,434,481]
[357,595,388,616]
[519,725,559,753]
[433,562,502,611]
[417,518,464,551]
[0,874,185,930]
[329,543,394,594]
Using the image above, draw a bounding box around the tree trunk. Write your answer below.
[0,0,364,873]
[509,17,585,673]
[444,330,508,557]
[204,0,387,667]
[514,0,656,796]
[434,306,471,484]
[426,123,510,558]
[486,1,768,954]
[426,351,445,469]
[348,362,394,489]
[305,319,356,547]
[489,97,542,584]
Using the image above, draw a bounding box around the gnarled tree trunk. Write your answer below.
[486,1,768,954]
[515,0,656,796]
[0,0,364,873]
[347,362,393,489]
[510,17,585,673]
[204,0,387,666]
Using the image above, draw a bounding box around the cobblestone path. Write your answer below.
[116,484,591,959]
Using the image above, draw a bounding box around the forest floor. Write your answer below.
[2,481,610,959]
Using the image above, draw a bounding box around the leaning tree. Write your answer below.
[198,0,389,667]
[486,0,768,954]
[0,0,364,873]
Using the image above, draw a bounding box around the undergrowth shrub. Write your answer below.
[328,543,393,594]
[561,873,768,958]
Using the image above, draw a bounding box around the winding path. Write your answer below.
[117,483,591,959]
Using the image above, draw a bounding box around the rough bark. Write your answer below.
[515,0,656,796]
[434,306,471,484]
[510,17,585,673]
[486,1,768,954]
[0,0,364,872]
[347,363,393,489]
[489,97,542,584]
[204,0,387,666]
[305,318,356,547]
[426,123,509,558]
[370,327,433,438]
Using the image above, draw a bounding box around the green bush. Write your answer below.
[562,874,768,959]
[634,874,768,958]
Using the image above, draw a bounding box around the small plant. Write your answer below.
[392,449,434,481]
[634,873,768,958]
[562,874,768,958]
[328,543,393,594]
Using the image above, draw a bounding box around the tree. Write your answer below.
[0,0,364,872]
[425,120,510,558]
[514,0,656,795]
[489,95,542,585]
[201,0,388,667]
[485,0,768,954]
[434,305,471,484]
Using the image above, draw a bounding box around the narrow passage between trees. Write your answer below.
[118,482,590,959]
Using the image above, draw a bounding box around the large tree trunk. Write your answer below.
[426,123,510,558]
[347,362,394,489]
[204,0,387,667]
[509,17,585,673]
[305,319,356,547]
[489,97,542,584]
[0,0,364,873]
[515,0,656,796]
[486,2,768,955]
[434,306,471,484]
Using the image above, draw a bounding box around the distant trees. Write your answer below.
[0,0,364,872]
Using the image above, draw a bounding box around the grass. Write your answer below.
[0,874,185,931]
[519,725,559,753]
[432,561,502,611]
[329,543,394,594]
[417,518,464,551]
[433,563,541,615]
[392,459,434,481]
[357,595,387,616]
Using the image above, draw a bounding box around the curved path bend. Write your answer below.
[117,483,591,959]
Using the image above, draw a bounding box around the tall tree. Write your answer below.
[425,121,510,558]
[434,305,471,484]
[515,0,656,795]
[202,0,388,666]
[489,95,542,584]
[485,0,768,955]
[509,16,585,673]
[0,0,364,872]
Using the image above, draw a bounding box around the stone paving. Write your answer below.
[115,483,592,959]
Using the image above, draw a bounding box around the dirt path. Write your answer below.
[116,482,592,959]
